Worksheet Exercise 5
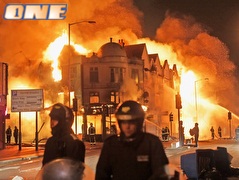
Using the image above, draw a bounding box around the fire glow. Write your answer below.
[42,33,238,140]
[2,0,239,144]
[43,31,90,82]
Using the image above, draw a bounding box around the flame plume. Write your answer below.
[43,31,91,82]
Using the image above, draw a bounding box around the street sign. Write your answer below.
[11,89,44,112]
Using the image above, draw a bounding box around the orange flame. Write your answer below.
[43,31,90,82]
[134,38,236,139]
[43,32,67,81]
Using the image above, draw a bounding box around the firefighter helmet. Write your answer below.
[49,103,74,127]
[115,100,145,130]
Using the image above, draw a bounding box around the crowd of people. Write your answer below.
[9,100,232,179]
[35,100,171,179]
[6,100,234,179]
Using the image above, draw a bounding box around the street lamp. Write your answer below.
[194,78,209,122]
[68,20,96,107]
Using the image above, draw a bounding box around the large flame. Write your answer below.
[43,32,67,81]
[2,0,238,143]
[43,31,91,82]
[134,38,237,139]
[41,33,237,140]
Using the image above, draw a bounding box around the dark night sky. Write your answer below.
[134,0,239,67]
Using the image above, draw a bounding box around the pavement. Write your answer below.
[0,140,173,165]
[2,139,239,180]
[0,142,104,165]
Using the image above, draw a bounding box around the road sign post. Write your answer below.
[11,89,44,151]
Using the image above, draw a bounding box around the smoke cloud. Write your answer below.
[0,0,142,103]
[155,12,239,115]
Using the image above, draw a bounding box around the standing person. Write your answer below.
[161,127,165,141]
[13,126,19,144]
[165,126,170,141]
[6,126,12,144]
[190,123,199,147]
[235,126,239,140]
[96,100,169,179]
[88,123,96,145]
[218,126,222,138]
[42,103,85,166]
[210,126,215,139]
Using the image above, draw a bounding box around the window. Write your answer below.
[110,67,124,83]
[90,67,98,83]
[131,69,139,84]
[90,92,99,103]
[111,91,120,103]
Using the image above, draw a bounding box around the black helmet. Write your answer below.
[49,103,74,127]
[115,100,145,130]
[115,100,145,121]
[36,158,85,180]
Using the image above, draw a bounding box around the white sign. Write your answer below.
[11,89,44,112]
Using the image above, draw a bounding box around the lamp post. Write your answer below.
[68,20,96,107]
[194,78,209,122]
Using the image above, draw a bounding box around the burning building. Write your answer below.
[60,38,180,141]
[1,0,239,147]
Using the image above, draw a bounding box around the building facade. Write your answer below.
[62,38,181,139]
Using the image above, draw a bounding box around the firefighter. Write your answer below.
[235,126,239,140]
[42,103,85,166]
[164,126,170,141]
[162,127,165,141]
[88,123,96,145]
[210,126,215,140]
[96,100,169,179]
[218,126,222,138]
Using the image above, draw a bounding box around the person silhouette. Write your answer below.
[42,103,85,166]
[96,100,169,179]
[218,126,222,138]
[190,123,199,147]
[88,123,96,145]
[13,126,19,144]
[210,126,215,139]
[6,126,12,144]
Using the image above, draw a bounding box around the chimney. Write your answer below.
[119,39,125,47]
[110,37,112,43]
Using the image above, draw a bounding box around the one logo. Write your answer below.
[3,4,67,20]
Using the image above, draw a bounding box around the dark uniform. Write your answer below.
[193,123,199,147]
[218,126,222,138]
[88,123,96,145]
[210,126,215,139]
[13,126,19,144]
[6,126,12,144]
[43,130,85,165]
[96,100,169,180]
[42,103,85,166]
[96,133,168,179]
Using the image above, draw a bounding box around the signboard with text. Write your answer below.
[11,89,44,112]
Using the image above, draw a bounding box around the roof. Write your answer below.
[124,44,146,59]
[97,41,126,58]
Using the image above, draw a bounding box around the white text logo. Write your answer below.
[3,4,67,20]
